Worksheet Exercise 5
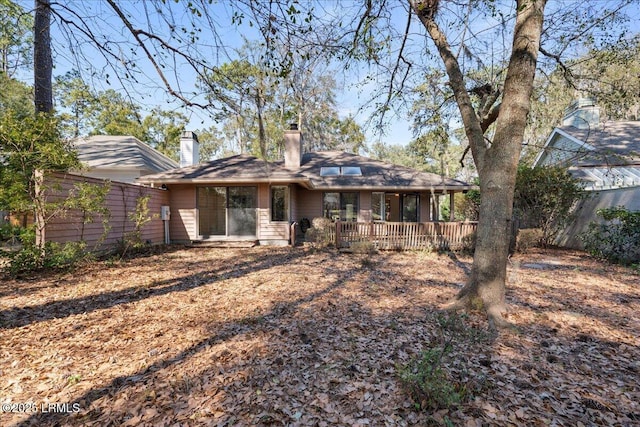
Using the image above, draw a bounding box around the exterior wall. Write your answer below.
[538,134,583,166]
[258,183,290,244]
[167,184,197,242]
[45,173,170,250]
[420,191,431,221]
[556,186,640,249]
[359,191,372,222]
[296,189,323,221]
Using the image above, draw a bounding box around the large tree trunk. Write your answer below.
[34,0,53,113]
[33,0,53,251]
[412,0,546,328]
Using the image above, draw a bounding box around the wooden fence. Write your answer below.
[44,172,170,251]
[335,221,478,251]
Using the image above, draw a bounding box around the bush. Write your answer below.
[0,223,23,242]
[398,347,462,411]
[304,217,335,248]
[516,228,543,253]
[581,207,640,265]
[3,229,91,276]
[397,314,489,413]
[513,165,586,246]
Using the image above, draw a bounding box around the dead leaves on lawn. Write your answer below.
[0,247,638,426]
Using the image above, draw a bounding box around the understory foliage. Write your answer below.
[397,314,489,414]
[3,228,91,276]
[304,217,335,249]
[513,165,586,246]
[581,207,640,266]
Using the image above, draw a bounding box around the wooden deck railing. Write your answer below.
[335,221,477,251]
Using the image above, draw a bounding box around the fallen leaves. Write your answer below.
[0,246,638,426]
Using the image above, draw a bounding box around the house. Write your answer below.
[71,133,195,183]
[533,99,640,248]
[137,126,474,246]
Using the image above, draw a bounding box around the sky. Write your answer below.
[13,0,640,150]
[33,0,424,147]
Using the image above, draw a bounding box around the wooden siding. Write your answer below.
[295,189,323,221]
[45,173,169,250]
[335,221,477,251]
[168,184,196,242]
[258,183,290,242]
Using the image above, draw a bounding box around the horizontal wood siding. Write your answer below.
[258,184,289,242]
[45,173,169,250]
[336,221,477,251]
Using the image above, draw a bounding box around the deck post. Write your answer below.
[449,191,455,221]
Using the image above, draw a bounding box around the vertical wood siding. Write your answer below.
[168,184,196,242]
[45,173,170,250]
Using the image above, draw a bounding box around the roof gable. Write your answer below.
[73,135,178,172]
[535,121,640,167]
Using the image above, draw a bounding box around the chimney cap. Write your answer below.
[181,130,199,142]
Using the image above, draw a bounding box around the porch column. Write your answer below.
[432,194,439,221]
[449,191,455,221]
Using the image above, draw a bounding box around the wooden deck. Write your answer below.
[335,221,477,251]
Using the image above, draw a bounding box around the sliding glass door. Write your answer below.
[197,186,256,237]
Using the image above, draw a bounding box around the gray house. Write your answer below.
[72,134,186,183]
[138,127,474,246]
[534,99,640,248]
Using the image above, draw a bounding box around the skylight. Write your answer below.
[341,166,362,176]
[320,166,363,177]
[320,167,341,176]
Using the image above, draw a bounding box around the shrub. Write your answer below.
[304,217,335,248]
[516,228,543,253]
[397,314,489,413]
[0,223,23,242]
[398,347,462,411]
[581,207,640,265]
[6,238,90,276]
[513,165,586,246]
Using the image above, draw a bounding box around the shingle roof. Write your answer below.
[73,135,178,172]
[556,121,640,166]
[137,150,472,191]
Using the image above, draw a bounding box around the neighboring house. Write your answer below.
[137,127,474,246]
[534,99,640,248]
[72,133,196,183]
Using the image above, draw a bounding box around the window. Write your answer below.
[323,192,359,222]
[372,192,385,221]
[341,166,362,176]
[271,186,289,222]
[320,167,340,176]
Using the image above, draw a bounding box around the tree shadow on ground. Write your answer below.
[0,247,306,329]
[15,250,482,426]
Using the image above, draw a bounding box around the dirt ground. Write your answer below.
[1,246,638,426]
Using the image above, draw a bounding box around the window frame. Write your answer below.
[323,192,359,222]
[270,185,289,222]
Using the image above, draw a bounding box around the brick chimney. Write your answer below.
[180,131,199,167]
[284,123,302,169]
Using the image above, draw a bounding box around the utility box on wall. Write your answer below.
[161,206,171,221]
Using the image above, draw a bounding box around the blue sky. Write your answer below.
[15,0,640,149]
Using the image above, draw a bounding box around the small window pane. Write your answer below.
[271,186,289,222]
[372,192,385,221]
[323,192,340,221]
[341,166,362,176]
[320,167,340,176]
[341,192,359,222]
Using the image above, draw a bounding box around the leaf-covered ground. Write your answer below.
[1,246,638,426]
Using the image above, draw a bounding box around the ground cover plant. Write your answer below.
[0,246,638,426]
